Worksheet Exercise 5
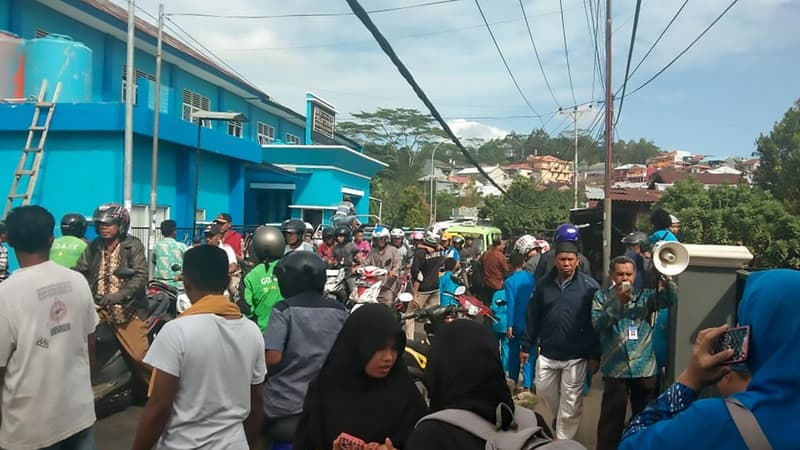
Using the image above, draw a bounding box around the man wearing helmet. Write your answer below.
[514,234,541,274]
[445,234,465,262]
[535,223,592,281]
[242,226,286,332]
[364,226,402,277]
[389,228,408,266]
[332,226,359,268]
[317,227,337,266]
[282,219,315,254]
[50,213,89,269]
[263,252,348,443]
[406,231,445,340]
[75,202,151,383]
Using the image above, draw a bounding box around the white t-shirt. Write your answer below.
[0,260,98,449]
[144,313,266,449]
[219,243,238,266]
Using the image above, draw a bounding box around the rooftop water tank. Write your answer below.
[24,34,92,102]
[0,31,25,99]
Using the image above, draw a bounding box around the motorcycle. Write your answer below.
[324,266,350,304]
[93,267,178,418]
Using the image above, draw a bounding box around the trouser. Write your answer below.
[264,414,302,443]
[536,355,587,440]
[494,333,509,375]
[113,317,152,384]
[228,273,241,299]
[40,425,95,450]
[596,376,657,450]
[507,334,533,389]
[405,290,440,340]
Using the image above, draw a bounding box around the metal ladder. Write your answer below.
[2,80,61,220]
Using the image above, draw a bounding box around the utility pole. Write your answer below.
[558,105,593,209]
[148,2,164,269]
[123,0,136,211]
[603,0,614,287]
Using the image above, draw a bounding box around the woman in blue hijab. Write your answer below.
[619,269,799,449]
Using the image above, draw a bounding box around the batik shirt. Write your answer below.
[623,382,697,439]
[153,237,187,289]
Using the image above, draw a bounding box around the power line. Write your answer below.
[614,0,642,127]
[558,0,578,106]
[628,0,689,80]
[474,0,545,128]
[168,0,461,19]
[343,0,519,204]
[626,0,739,97]
[519,0,561,109]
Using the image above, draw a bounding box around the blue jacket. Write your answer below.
[489,289,507,334]
[505,270,535,333]
[521,270,601,361]
[438,271,461,307]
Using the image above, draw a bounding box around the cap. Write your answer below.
[204,223,222,235]
[215,213,232,224]
[670,214,680,225]
[555,241,579,255]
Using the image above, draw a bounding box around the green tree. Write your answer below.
[612,138,660,164]
[754,99,800,214]
[434,191,459,221]
[479,178,572,236]
[656,179,800,268]
[386,185,430,228]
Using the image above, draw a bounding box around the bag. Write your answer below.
[470,259,486,293]
[725,398,773,450]
[417,404,586,450]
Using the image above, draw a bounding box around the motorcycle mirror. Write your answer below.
[454,286,467,296]
[171,264,182,272]
[398,292,414,303]
[114,268,136,279]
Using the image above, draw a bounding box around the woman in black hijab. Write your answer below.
[406,319,551,449]
[294,304,428,450]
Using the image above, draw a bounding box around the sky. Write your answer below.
[117,0,800,158]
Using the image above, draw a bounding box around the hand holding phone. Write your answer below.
[335,433,366,450]
[711,325,750,365]
[676,324,737,391]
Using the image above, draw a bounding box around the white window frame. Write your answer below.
[227,120,243,138]
[285,133,301,145]
[257,122,275,145]
[182,89,212,128]
[121,65,156,104]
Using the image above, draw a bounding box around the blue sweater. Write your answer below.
[438,271,461,307]
[505,270,535,333]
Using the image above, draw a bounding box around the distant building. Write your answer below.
[613,163,648,183]
[524,155,573,185]
[456,165,511,189]
[648,167,742,191]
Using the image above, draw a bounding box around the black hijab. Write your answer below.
[294,304,428,450]
[425,319,515,429]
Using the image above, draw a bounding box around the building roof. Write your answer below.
[586,187,663,203]
[614,163,646,170]
[457,165,499,175]
[502,163,532,170]
[649,167,742,186]
[743,158,760,166]
[707,166,742,175]
[527,155,568,163]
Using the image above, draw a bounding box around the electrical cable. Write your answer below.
[583,0,599,102]
[473,0,546,129]
[519,0,561,109]
[558,0,578,106]
[625,0,739,98]
[614,0,642,127]
[343,0,520,204]
[168,0,461,19]
[628,0,689,80]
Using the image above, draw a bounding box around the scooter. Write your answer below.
[324,266,349,304]
[93,267,178,418]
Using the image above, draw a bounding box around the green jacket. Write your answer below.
[243,260,283,332]
[50,236,88,269]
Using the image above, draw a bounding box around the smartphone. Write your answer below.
[711,325,750,364]
[338,433,366,450]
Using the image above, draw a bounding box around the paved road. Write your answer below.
[97,374,608,449]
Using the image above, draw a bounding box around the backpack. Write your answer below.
[417,404,586,450]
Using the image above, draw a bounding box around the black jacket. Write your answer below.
[75,235,149,314]
[521,270,601,361]
[534,249,592,281]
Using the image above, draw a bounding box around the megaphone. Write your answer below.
[652,241,690,276]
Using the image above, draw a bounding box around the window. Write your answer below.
[285,133,301,145]
[35,29,50,38]
[257,122,275,145]
[182,89,211,128]
[227,120,243,138]
[121,65,156,103]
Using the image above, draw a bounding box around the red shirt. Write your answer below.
[223,229,243,259]
[318,242,335,264]
[482,247,511,291]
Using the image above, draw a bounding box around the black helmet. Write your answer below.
[281,219,305,235]
[334,225,352,242]
[452,235,465,247]
[61,213,87,238]
[274,251,327,298]
[321,226,335,240]
[92,203,130,237]
[252,226,285,261]
[621,231,650,251]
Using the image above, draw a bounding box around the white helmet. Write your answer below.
[535,239,550,253]
[373,226,390,240]
[514,234,537,254]
[304,222,313,232]
[422,230,440,247]
[390,228,405,239]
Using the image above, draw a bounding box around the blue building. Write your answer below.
[0,0,385,240]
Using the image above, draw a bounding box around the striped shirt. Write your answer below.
[591,281,678,378]
[0,244,8,281]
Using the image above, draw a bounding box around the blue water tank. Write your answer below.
[24,34,92,102]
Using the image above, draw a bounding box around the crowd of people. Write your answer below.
[0,201,795,450]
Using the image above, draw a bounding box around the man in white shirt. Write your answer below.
[0,205,98,450]
[132,244,266,450]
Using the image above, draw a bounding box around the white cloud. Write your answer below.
[447,119,508,141]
